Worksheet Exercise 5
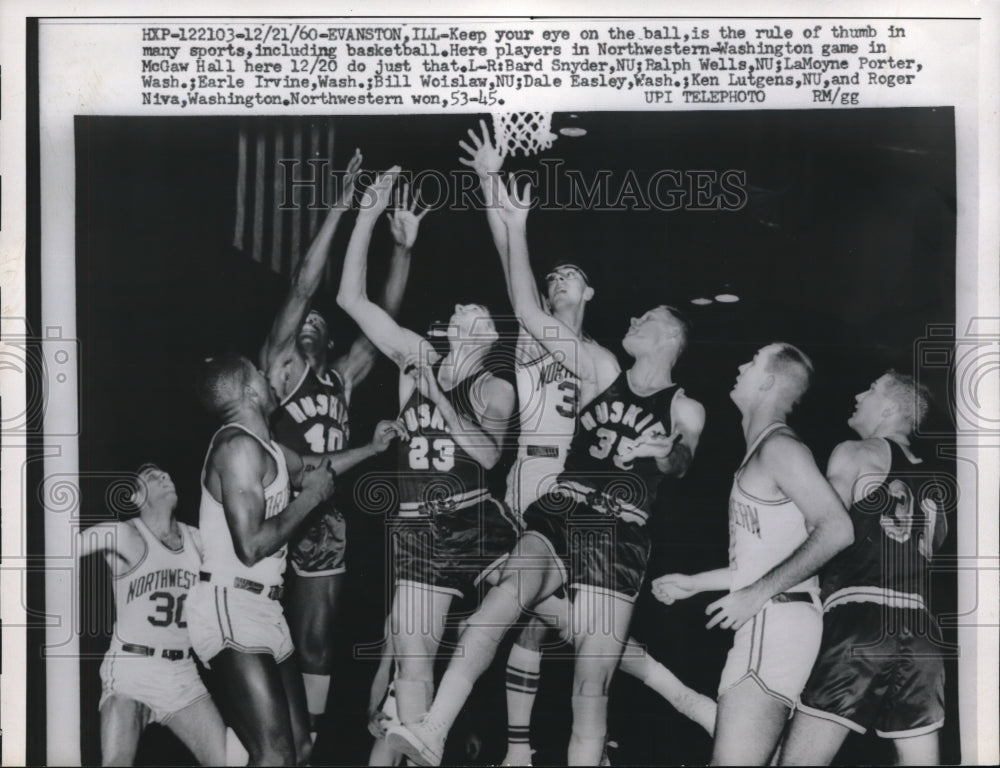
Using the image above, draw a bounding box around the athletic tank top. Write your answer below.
[728,422,818,593]
[820,438,948,607]
[558,371,679,523]
[199,423,291,587]
[272,364,350,455]
[113,519,202,649]
[396,360,491,513]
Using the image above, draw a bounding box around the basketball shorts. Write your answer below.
[521,491,651,601]
[718,596,823,708]
[392,496,520,598]
[186,582,294,665]
[504,453,564,517]
[290,500,347,576]
[798,602,946,737]
[99,639,209,724]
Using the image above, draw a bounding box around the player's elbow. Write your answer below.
[336,290,356,312]
[233,538,264,567]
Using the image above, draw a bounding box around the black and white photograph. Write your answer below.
[2,6,998,768]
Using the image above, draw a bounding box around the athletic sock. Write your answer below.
[395,678,433,725]
[568,694,608,766]
[302,673,331,719]
[505,644,542,751]
[423,624,502,732]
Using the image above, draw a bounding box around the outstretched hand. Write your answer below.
[386,182,429,248]
[620,431,683,462]
[359,166,401,220]
[334,148,364,208]
[496,176,532,228]
[651,573,699,605]
[459,119,503,178]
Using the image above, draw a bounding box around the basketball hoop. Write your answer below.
[491,111,558,158]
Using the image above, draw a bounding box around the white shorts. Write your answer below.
[99,641,209,724]
[504,454,563,516]
[186,582,294,665]
[718,597,823,709]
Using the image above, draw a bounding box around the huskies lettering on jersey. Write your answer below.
[579,401,664,437]
[125,567,199,603]
[401,402,447,434]
[283,393,349,426]
[729,498,762,539]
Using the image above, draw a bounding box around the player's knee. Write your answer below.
[396,657,434,683]
[101,750,135,767]
[572,663,616,696]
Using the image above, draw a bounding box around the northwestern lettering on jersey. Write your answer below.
[729,498,762,538]
[283,392,349,426]
[535,359,574,391]
[579,400,665,438]
[126,567,199,603]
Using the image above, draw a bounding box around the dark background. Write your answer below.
[72,109,958,765]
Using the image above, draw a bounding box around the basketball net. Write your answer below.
[491,111,557,158]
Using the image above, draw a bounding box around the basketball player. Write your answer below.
[337,167,520,756]
[261,150,423,730]
[387,178,705,767]
[779,372,948,766]
[187,354,402,765]
[653,343,853,766]
[460,123,715,765]
[77,463,226,766]
[367,615,404,767]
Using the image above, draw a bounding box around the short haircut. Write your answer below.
[195,354,251,415]
[882,370,931,431]
[659,305,693,357]
[766,343,813,404]
[130,462,160,500]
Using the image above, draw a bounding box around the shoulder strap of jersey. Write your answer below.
[739,421,792,471]
[201,422,280,486]
[279,361,311,407]
[112,519,149,580]
[885,437,921,470]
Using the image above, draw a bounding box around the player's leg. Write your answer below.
[618,641,717,735]
[286,571,344,728]
[390,582,453,726]
[99,695,147,766]
[163,695,228,767]
[777,711,850,765]
[389,534,565,766]
[212,648,297,766]
[369,737,405,767]
[567,589,634,767]
[710,678,791,766]
[279,654,315,765]
[892,732,940,766]
[503,616,549,766]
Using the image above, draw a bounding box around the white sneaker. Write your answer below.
[386,718,446,767]
[502,745,535,766]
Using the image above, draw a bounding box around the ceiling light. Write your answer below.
[690,297,713,306]
[714,293,740,303]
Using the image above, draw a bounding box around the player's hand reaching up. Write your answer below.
[459,119,503,183]
[403,352,444,405]
[652,573,700,605]
[358,166,400,221]
[371,419,407,453]
[301,458,337,503]
[334,148,364,208]
[496,176,532,229]
[621,431,682,461]
[387,182,429,249]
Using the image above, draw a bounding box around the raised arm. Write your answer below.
[333,182,427,392]
[706,435,853,630]
[214,433,335,567]
[498,179,599,382]
[336,168,425,369]
[261,149,362,373]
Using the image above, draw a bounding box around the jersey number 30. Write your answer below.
[148,591,187,628]
[408,436,455,471]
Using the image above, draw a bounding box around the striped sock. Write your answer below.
[505,644,542,751]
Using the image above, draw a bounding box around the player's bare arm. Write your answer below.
[333,181,426,393]
[278,420,405,486]
[652,568,732,605]
[406,359,514,470]
[825,439,882,507]
[336,168,427,369]
[706,434,854,630]
[498,178,613,393]
[75,521,145,576]
[261,149,363,395]
[210,431,335,566]
[624,392,705,478]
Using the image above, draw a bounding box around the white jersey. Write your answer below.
[113,519,202,649]
[505,331,581,514]
[728,422,818,594]
[199,423,291,588]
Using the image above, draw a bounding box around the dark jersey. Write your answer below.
[272,365,350,455]
[820,439,949,606]
[396,361,491,510]
[558,371,679,519]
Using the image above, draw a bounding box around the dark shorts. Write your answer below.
[798,602,946,737]
[391,497,520,598]
[522,491,651,601]
[290,501,347,576]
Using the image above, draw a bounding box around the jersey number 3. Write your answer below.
[408,436,455,471]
